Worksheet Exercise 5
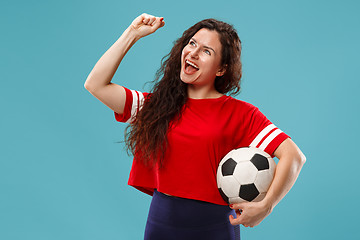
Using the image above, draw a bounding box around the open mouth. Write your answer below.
[184,59,199,74]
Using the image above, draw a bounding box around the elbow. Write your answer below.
[294,151,306,173]
[84,80,96,92]
[298,150,306,166]
[84,72,97,92]
[291,140,306,168]
[300,152,306,165]
[84,82,91,91]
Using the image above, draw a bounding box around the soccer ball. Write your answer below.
[217,147,276,204]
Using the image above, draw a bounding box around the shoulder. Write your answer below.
[224,95,259,113]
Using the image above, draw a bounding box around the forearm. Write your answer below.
[84,27,139,90]
[263,140,306,211]
[263,155,304,211]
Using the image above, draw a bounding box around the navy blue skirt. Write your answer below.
[144,189,240,240]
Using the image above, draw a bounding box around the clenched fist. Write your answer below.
[129,13,165,40]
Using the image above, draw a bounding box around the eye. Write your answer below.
[204,49,211,55]
[189,40,196,46]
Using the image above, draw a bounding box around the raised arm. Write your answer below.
[84,13,165,114]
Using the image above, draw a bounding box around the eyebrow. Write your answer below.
[191,38,216,54]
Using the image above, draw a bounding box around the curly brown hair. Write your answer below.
[125,18,242,168]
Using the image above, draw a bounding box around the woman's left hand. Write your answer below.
[229,138,306,228]
[229,200,273,228]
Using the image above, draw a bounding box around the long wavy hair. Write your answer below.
[125,19,242,168]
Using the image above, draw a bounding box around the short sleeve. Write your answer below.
[245,106,290,157]
[114,87,148,123]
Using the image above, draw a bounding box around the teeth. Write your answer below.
[186,60,199,69]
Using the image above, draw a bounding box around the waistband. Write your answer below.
[149,189,234,228]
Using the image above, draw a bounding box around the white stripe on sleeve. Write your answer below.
[138,92,145,112]
[258,128,283,151]
[126,90,145,123]
[249,124,276,148]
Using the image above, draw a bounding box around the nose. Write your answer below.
[189,47,200,59]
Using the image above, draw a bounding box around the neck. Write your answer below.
[187,85,223,99]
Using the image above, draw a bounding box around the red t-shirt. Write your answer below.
[114,87,289,205]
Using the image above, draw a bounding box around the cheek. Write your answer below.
[203,58,218,70]
[181,50,186,64]
[202,60,221,77]
[182,45,192,56]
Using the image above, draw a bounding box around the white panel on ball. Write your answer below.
[232,147,257,162]
[233,161,258,185]
[229,197,244,204]
[220,176,241,198]
[254,170,274,193]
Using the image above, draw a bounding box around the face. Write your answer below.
[180,28,225,89]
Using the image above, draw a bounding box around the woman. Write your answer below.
[84,13,306,239]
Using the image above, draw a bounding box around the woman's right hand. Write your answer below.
[129,13,165,40]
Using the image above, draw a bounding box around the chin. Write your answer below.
[180,76,195,85]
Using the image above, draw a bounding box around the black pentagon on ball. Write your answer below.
[239,184,259,202]
[221,158,237,176]
[250,153,269,171]
[218,188,229,204]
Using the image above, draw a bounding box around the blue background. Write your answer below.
[1,0,359,239]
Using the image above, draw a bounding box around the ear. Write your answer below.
[216,64,227,77]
